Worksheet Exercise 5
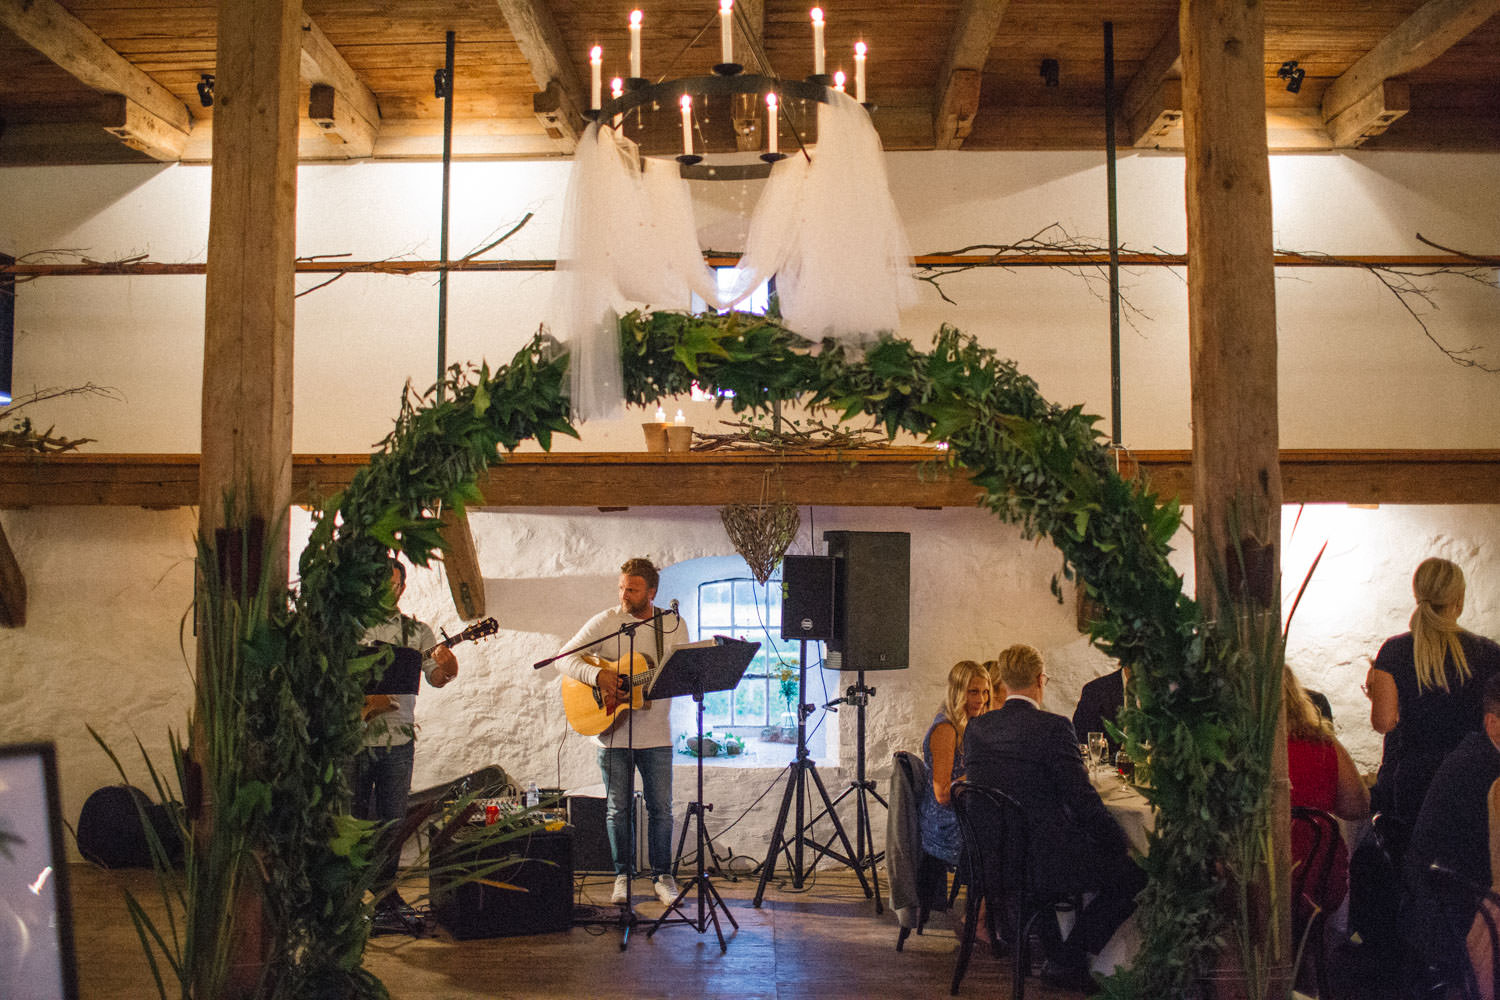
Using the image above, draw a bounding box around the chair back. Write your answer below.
[894,750,930,801]
[1424,862,1500,1000]
[951,779,1032,905]
[1290,806,1341,921]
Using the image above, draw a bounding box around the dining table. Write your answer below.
[1083,768,1155,974]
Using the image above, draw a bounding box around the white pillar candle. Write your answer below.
[675,409,686,425]
[611,77,624,125]
[833,69,846,92]
[854,41,867,103]
[766,92,779,154]
[589,46,602,109]
[810,8,825,76]
[655,405,666,422]
[680,94,694,156]
[629,10,643,79]
[720,0,734,64]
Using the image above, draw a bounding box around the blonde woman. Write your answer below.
[919,659,991,866]
[1367,557,1500,826]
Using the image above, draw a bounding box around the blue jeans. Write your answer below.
[351,741,415,895]
[597,745,674,876]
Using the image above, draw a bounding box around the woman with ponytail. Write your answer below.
[1367,557,1500,827]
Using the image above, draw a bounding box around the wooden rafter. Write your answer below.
[932,0,1009,150]
[300,14,380,158]
[0,0,193,160]
[1321,0,1500,147]
[495,0,588,152]
[1121,20,1182,147]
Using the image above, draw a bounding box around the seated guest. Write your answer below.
[966,644,1146,992]
[982,658,1007,709]
[1072,664,1129,757]
[1405,672,1500,986]
[1285,665,1369,924]
[1465,778,1500,1000]
[920,659,991,866]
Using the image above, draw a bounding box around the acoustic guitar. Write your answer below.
[559,652,658,736]
[361,617,499,722]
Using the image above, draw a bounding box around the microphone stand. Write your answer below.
[534,608,668,951]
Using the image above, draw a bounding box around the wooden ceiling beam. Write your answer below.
[0,0,192,157]
[932,0,1009,150]
[300,14,380,158]
[1321,0,1500,147]
[495,0,586,152]
[3,451,1498,509]
[1122,20,1182,147]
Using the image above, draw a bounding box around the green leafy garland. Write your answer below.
[181,309,1262,997]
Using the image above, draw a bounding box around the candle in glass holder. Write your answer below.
[680,95,694,156]
[854,41,867,103]
[629,9,643,79]
[766,92,779,154]
[589,46,602,110]
[810,8,825,76]
[720,0,734,64]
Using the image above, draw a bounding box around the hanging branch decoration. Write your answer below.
[0,382,122,452]
[692,415,889,452]
[294,213,535,298]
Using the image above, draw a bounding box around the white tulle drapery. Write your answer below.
[550,90,915,422]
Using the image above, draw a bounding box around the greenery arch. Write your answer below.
[200,310,1267,998]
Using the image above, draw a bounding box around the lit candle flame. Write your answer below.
[655,406,666,422]
[833,70,846,92]
[675,409,686,425]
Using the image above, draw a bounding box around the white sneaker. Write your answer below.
[611,874,630,905]
[654,874,680,907]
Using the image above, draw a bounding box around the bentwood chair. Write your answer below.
[1423,862,1500,1000]
[891,751,960,951]
[949,779,1076,999]
[1290,806,1341,999]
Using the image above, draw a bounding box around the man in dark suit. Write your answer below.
[966,644,1147,992]
[1404,672,1500,979]
[1072,666,1127,757]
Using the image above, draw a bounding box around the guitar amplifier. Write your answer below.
[430,827,574,939]
[566,789,646,874]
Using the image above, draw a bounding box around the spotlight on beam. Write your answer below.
[1040,58,1060,88]
[1277,60,1305,94]
[196,74,215,108]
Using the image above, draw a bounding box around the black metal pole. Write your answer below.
[436,30,455,400]
[1103,20,1122,445]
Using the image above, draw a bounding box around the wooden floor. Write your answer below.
[68,863,1087,999]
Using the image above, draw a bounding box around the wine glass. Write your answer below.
[1087,732,1108,775]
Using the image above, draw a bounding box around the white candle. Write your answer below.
[629,10,643,79]
[833,69,846,92]
[655,406,666,422]
[810,8,825,76]
[766,92,779,154]
[854,41,867,103]
[611,77,624,125]
[674,409,686,425]
[720,0,734,64]
[680,94,694,156]
[590,46,602,110]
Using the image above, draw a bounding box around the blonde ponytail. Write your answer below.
[1410,557,1469,694]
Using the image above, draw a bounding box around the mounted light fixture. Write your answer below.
[196,74,214,108]
[1277,60,1305,94]
[1040,58,1060,87]
[433,67,452,99]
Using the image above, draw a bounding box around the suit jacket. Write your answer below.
[965,698,1132,896]
[1072,669,1126,756]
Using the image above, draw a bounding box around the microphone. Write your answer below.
[670,598,680,617]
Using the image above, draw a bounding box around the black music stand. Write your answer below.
[645,636,759,951]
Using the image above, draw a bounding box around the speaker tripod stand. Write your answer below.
[808,672,885,913]
[753,640,872,907]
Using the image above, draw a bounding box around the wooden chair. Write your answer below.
[1423,862,1500,1000]
[949,779,1076,999]
[1290,805,1341,999]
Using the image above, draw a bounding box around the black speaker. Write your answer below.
[566,792,646,873]
[780,555,838,640]
[431,827,573,938]
[824,531,910,671]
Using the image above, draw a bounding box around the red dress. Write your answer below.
[1288,737,1350,915]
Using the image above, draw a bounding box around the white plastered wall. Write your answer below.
[1,149,1498,859]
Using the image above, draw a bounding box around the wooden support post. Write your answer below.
[200,0,301,579]
[1180,0,1288,991]
[0,518,25,627]
[438,506,486,620]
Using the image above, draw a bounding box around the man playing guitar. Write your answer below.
[555,557,686,908]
